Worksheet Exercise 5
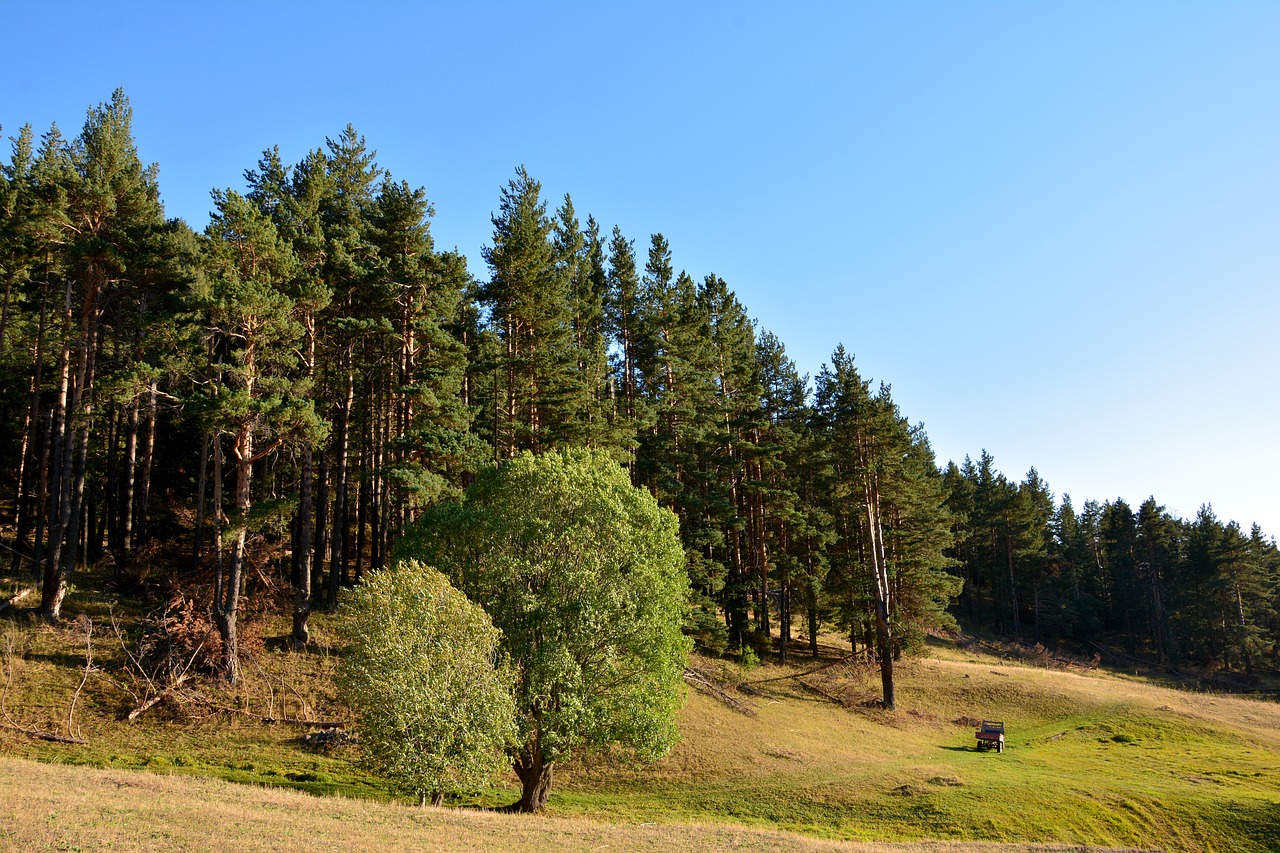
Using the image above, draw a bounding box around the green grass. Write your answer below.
[2,575,1278,851]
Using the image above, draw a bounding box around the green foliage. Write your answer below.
[396,450,692,773]
[337,561,516,803]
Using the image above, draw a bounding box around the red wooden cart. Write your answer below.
[975,720,1005,752]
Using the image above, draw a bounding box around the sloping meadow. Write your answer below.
[1,599,1277,851]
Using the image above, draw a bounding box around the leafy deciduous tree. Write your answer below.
[395,450,691,812]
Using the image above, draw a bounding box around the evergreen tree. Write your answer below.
[813,347,957,708]
[480,167,578,456]
[199,188,324,682]
[33,91,168,618]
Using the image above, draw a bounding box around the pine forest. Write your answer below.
[2,90,1278,711]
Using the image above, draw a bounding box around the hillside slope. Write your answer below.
[0,598,1276,852]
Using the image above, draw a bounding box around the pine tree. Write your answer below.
[199,188,324,682]
[34,91,168,618]
[632,252,729,650]
[751,329,815,662]
[480,167,577,457]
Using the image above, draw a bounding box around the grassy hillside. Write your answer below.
[1,576,1277,852]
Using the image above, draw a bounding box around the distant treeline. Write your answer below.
[0,91,1275,682]
[946,453,1279,674]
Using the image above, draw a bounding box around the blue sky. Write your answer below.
[6,2,1279,535]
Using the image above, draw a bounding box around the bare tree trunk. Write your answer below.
[1005,525,1021,639]
[192,431,210,567]
[292,443,314,649]
[864,471,895,711]
[12,371,40,572]
[314,454,330,605]
[326,363,354,609]
[63,290,102,579]
[353,401,369,583]
[120,396,140,556]
[32,404,53,580]
[778,521,791,665]
[1236,583,1253,676]
[134,381,157,547]
[212,425,244,686]
[40,283,74,618]
[292,316,318,648]
[1150,573,1166,663]
[15,291,51,575]
[804,535,820,658]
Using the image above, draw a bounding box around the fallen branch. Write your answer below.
[125,689,173,722]
[0,588,34,615]
[683,667,757,716]
[0,721,88,745]
[794,678,848,706]
[125,674,191,722]
[67,616,93,741]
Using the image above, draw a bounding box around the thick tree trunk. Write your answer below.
[512,750,555,813]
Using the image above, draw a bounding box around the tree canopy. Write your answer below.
[395,449,691,812]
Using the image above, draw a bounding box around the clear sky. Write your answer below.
[6,2,1279,536]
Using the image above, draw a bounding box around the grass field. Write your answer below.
[1,579,1277,852]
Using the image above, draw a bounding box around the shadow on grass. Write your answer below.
[262,634,334,655]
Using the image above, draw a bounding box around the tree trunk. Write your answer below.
[864,472,895,711]
[120,396,140,556]
[291,443,314,649]
[11,366,41,573]
[216,420,252,686]
[512,750,555,813]
[1005,527,1021,639]
[806,556,820,658]
[63,290,101,579]
[135,381,158,548]
[327,362,354,609]
[192,431,210,567]
[314,454,330,601]
[41,277,82,620]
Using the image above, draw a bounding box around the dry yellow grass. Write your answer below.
[0,756,1154,852]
